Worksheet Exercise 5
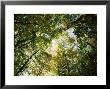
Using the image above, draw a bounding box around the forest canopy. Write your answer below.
[14,14,97,76]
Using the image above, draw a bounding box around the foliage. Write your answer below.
[14,14,97,76]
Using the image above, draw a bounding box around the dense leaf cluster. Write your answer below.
[14,14,97,76]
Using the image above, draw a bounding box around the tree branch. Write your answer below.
[15,51,39,76]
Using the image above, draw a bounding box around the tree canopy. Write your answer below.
[14,14,97,76]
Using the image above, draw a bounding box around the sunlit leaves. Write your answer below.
[14,14,97,76]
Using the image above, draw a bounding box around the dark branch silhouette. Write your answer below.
[15,51,39,76]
